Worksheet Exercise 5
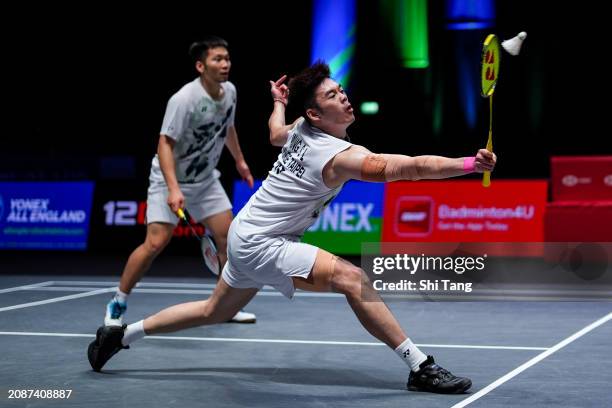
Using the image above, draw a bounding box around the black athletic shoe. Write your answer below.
[407,356,472,394]
[87,325,129,372]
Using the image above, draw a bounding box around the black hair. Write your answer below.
[287,61,330,122]
[188,35,229,62]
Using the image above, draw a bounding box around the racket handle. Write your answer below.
[482,171,491,187]
[481,132,493,188]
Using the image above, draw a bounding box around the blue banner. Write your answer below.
[232,179,384,254]
[232,180,263,215]
[0,182,95,250]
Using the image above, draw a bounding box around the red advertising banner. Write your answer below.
[545,202,612,241]
[382,180,548,243]
[551,156,612,201]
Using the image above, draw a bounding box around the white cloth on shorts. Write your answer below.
[222,221,319,298]
[146,177,232,225]
[221,118,353,298]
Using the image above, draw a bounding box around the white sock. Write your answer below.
[114,289,129,304]
[122,320,145,346]
[394,338,428,372]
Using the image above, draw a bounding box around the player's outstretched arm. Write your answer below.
[323,146,496,187]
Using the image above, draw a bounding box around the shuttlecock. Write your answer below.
[501,31,527,56]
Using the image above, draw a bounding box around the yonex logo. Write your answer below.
[403,350,410,358]
[309,203,373,232]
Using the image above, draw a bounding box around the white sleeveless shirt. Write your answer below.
[235,118,352,238]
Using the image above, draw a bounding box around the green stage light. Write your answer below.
[360,101,379,115]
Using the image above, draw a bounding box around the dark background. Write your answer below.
[3,1,608,188]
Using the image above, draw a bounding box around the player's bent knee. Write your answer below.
[145,233,172,254]
[199,297,234,324]
[148,238,169,254]
[203,306,233,324]
[331,264,364,296]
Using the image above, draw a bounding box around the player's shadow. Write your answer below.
[106,366,403,391]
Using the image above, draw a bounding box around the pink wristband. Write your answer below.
[463,157,476,172]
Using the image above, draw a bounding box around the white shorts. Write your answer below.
[146,177,232,225]
[221,220,319,298]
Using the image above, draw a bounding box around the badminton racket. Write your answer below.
[480,34,501,187]
[176,208,220,276]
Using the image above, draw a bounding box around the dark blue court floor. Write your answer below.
[1,273,610,408]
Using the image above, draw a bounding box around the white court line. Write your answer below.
[47,281,223,289]
[451,311,612,408]
[15,286,604,302]
[0,331,547,350]
[16,286,344,298]
[0,332,93,338]
[415,343,546,351]
[0,287,115,313]
[1,287,101,293]
[24,281,612,300]
[45,281,275,290]
[15,287,608,302]
[0,281,54,294]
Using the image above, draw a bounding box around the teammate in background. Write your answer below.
[90,61,496,394]
[103,35,256,326]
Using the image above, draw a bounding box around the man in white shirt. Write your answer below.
[103,36,256,326]
[90,62,496,394]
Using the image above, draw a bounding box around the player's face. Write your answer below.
[202,47,231,82]
[312,78,354,126]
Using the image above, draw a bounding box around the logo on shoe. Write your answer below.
[395,197,433,237]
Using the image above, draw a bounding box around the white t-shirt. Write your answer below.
[149,78,237,186]
[235,118,352,238]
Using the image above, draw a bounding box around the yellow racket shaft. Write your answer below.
[482,132,493,187]
[482,95,493,187]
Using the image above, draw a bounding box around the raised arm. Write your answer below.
[268,75,300,146]
[323,145,497,188]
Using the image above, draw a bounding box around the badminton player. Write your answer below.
[102,35,256,326]
[89,61,496,394]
